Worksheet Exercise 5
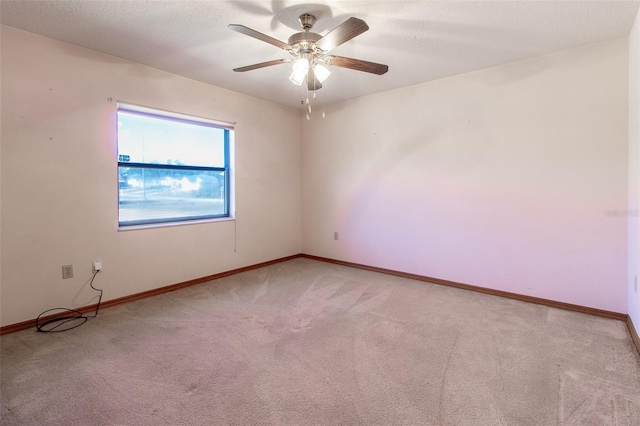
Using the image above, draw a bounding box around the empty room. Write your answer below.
[2,1,640,424]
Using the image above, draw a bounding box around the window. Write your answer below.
[117,103,233,227]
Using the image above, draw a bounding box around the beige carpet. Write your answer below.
[1,258,639,425]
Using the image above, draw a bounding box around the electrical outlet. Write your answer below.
[92,259,103,273]
[62,265,73,279]
[334,232,339,240]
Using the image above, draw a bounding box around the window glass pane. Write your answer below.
[119,167,226,224]
[117,111,226,167]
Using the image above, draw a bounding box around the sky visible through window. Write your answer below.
[117,111,225,167]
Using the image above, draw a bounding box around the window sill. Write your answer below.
[118,216,235,232]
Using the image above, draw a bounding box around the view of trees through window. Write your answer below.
[117,105,231,226]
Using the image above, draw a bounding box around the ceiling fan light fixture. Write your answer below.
[289,71,305,86]
[289,57,310,85]
[313,64,331,83]
[293,57,310,74]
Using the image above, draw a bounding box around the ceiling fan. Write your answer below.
[228,13,389,91]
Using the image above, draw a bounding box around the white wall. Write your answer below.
[0,26,302,327]
[629,9,640,329]
[1,23,634,328]
[302,39,629,314]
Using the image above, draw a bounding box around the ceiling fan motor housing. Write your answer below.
[288,32,322,55]
[288,14,324,56]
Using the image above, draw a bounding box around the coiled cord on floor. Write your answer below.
[36,270,103,333]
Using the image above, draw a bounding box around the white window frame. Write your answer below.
[117,102,234,228]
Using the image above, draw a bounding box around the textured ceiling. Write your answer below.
[1,1,639,109]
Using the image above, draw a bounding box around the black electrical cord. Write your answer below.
[36,270,103,333]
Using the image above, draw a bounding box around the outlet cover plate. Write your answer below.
[62,265,73,279]
[93,259,102,272]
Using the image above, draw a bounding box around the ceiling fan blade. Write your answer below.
[325,55,389,75]
[233,59,290,72]
[306,69,322,91]
[228,24,291,50]
[315,17,369,52]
